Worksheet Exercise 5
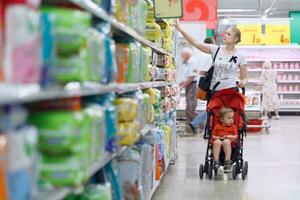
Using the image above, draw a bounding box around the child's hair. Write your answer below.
[219,107,234,121]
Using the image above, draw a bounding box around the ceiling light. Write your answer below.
[222,18,230,24]
[261,14,267,20]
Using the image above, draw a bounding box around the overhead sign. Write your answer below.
[154,0,183,19]
[266,24,290,45]
[180,0,217,29]
[237,23,290,45]
[237,24,263,45]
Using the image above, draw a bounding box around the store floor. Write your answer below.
[152,116,300,200]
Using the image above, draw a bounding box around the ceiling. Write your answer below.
[218,0,300,18]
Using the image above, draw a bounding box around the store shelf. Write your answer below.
[278,91,300,94]
[36,124,153,200]
[70,0,172,57]
[278,80,300,83]
[0,81,171,105]
[247,59,300,62]
[248,69,300,72]
[248,80,300,83]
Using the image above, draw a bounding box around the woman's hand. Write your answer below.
[238,79,247,88]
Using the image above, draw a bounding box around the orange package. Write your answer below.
[0,134,8,200]
[115,44,129,83]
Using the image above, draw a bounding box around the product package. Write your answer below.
[81,183,113,200]
[114,98,138,122]
[117,147,142,200]
[115,44,129,83]
[6,126,38,200]
[3,2,41,83]
[39,152,89,186]
[41,7,92,83]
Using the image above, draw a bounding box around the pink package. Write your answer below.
[4,4,41,83]
[294,75,300,80]
[295,85,300,91]
[283,85,288,91]
[289,85,294,91]
[284,63,289,69]
[288,74,293,80]
[290,63,295,69]
[273,63,278,69]
[295,63,300,69]
[281,74,287,80]
[279,63,284,69]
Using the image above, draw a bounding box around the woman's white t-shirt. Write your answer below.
[209,45,247,90]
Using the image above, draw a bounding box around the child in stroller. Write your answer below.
[211,107,238,173]
[199,88,248,180]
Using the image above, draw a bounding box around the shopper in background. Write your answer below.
[259,61,280,119]
[175,21,248,92]
[178,47,198,127]
[211,107,238,172]
[188,37,215,134]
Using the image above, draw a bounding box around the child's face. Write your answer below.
[221,112,234,126]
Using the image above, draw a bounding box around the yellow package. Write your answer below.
[115,0,130,25]
[163,38,174,52]
[146,1,155,23]
[157,20,172,38]
[145,22,163,47]
[165,125,171,160]
[145,64,154,81]
[144,88,161,105]
[118,122,139,145]
[114,98,138,122]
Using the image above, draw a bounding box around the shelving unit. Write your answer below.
[0,81,172,105]
[36,123,154,200]
[70,0,173,58]
[240,45,300,113]
[0,0,178,199]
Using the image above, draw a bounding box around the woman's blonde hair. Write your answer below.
[229,26,241,44]
[219,107,234,121]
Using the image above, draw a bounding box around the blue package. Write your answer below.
[104,161,122,200]
[40,13,55,88]
[7,170,31,200]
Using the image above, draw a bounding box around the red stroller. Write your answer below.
[199,88,248,180]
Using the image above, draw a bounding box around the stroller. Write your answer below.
[199,88,248,180]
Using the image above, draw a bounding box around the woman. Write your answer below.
[175,22,248,91]
[259,61,280,119]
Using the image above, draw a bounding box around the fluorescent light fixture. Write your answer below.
[261,14,267,20]
[222,18,230,24]
[217,9,257,12]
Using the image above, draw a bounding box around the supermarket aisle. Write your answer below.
[152,116,300,200]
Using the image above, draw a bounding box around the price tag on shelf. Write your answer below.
[154,0,183,19]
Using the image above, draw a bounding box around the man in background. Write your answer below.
[178,47,198,130]
[188,37,215,136]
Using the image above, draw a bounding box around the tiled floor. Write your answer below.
[152,116,300,200]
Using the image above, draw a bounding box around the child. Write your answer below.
[211,107,238,172]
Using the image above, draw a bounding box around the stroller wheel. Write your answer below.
[199,164,204,179]
[208,164,213,179]
[242,161,248,180]
[232,164,238,180]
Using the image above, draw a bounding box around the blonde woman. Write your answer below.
[259,61,280,119]
[175,22,248,92]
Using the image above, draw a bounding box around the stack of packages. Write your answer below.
[0,106,38,200]
[27,98,107,187]
[115,91,151,146]
[41,6,117,86]
[1,0,41,84]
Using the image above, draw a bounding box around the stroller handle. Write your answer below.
[236,81,246,95]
